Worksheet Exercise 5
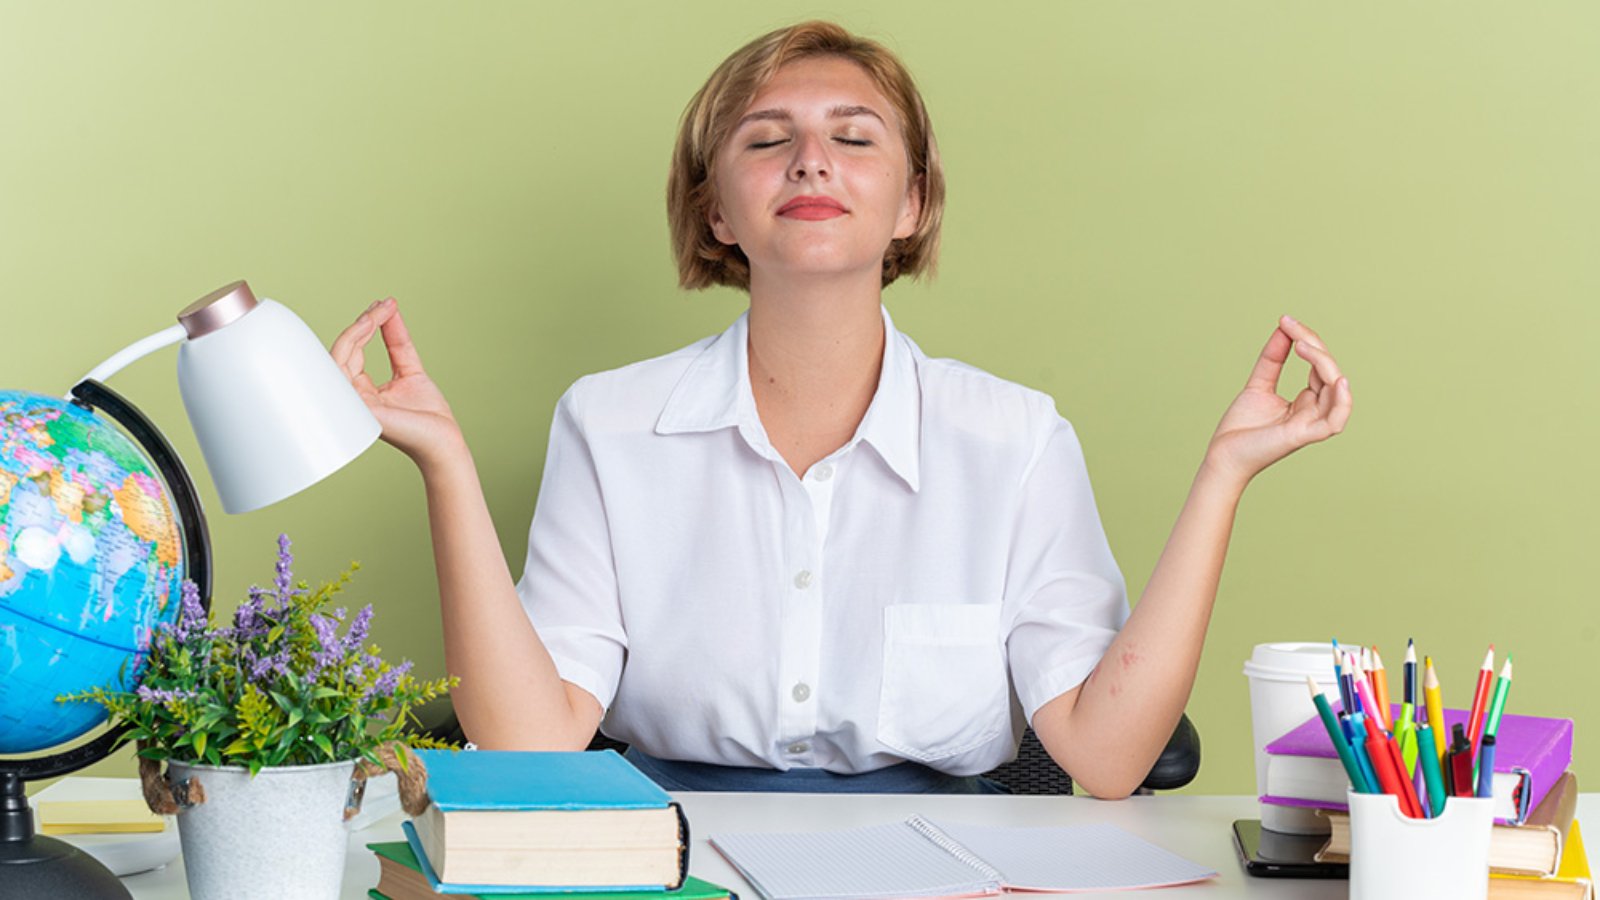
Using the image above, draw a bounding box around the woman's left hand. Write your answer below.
[1204,315,1353,485]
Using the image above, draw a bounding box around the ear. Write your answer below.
[707,203,739,246]
[892,173,923,241]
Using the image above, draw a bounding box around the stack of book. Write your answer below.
[370,749,730,900]
[1260,707,1573,825]
[1263,707,1589,898]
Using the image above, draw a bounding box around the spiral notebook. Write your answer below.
[709,816,1217,899]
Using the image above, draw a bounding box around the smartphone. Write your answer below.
[1231,819,1349,878]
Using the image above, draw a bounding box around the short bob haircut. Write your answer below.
[668,21,945,292]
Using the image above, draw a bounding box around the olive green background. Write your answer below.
[4,2,1596,796]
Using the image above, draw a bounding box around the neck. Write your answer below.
[745,267,886,476]
[746,267,885,408]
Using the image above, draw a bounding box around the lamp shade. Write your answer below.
[175,283,380,514]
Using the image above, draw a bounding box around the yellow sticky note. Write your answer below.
[37,799,165,834]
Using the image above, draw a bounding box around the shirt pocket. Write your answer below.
[877,603,1010,764]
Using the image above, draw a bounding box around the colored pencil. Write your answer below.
[1370,646,1392,732]
[1466,645,1495,756]
[1483,655,1514,740]
[1423,656,1447,764]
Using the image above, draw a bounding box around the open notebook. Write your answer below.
[709,816,1218,899]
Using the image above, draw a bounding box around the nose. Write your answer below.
[788,130,831,181]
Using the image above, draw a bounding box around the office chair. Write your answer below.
[982,715,1202,795]
[416,702,1199,796]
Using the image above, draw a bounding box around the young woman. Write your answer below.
[330,21,1351,797]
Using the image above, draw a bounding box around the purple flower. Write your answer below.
[171,580,207,642]
[364,660,413,700]
[344,605,373,652]
[229,586,270,641]
[136,685,194,706]
[274,533,296,608]
[307,613,344,677]
[249,650,290,682]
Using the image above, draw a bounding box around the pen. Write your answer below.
[1417,724,1448,817]
[1309,677,1373,793]
[1424,656,1447,764]
[1403,639,1417,718]
[1467,645,1496,759]
[1476,734,1498,799]
[1449,723,1475,797]
[1371,646,1392,732]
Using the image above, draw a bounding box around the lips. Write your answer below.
[777,195,847,219]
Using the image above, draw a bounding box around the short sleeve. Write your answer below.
[515,379,627,710]
[1003,412,1131,722]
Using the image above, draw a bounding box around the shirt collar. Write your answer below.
[656,306,922,492]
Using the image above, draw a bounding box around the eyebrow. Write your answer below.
[735,104,887,130]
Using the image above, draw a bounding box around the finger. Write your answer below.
[1244,327,1293,393]
[371,298,426,379]
[1290,387,1319,420]
[329,305,382,380]
[1316,377,1337,420]
[1293,339,1344,393]
[1279,315,1328,352]
[1326,377,1353,434]
[1307,360,1326,395]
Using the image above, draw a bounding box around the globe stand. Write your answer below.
[0,772,132,900]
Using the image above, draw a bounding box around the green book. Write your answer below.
[367,841,735,900]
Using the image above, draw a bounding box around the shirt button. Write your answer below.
[787,742,808,754]
[791,682,811,703]
[793,570,813,590]
[813,463,834,482]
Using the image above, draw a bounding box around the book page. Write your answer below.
[709,821,998,900]
[921,819,1218,891]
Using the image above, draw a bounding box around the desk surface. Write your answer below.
[120,793,1600,899]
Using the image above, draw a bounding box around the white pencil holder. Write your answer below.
[1347,788,1494,900]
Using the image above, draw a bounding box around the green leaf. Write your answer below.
[312,733,334,760]
[193,731,208,759]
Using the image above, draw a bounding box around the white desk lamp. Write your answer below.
[78,280,381,513]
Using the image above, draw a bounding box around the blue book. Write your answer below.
[407,750,688,894]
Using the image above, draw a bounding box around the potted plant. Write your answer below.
[64,534,455,900]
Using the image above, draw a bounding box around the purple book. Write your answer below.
[1260,707,1572,826]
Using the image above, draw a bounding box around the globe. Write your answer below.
[0,388,190,755]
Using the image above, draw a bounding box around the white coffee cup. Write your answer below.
[1242,642,1341,834]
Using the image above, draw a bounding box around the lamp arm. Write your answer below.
[69,323,187,397]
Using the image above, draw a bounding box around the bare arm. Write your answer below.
[1034,316,1353,798]
[330,298,601,750]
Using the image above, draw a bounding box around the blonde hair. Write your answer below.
[667,21,944,291]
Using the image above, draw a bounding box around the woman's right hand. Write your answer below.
[329,297,465,468]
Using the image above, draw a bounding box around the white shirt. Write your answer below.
[516,307,1129,776]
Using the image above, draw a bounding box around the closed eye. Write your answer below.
[747,137,874,149]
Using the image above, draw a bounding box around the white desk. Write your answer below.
[120,793,1600,899]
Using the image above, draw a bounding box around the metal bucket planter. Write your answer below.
[167,758,358,900]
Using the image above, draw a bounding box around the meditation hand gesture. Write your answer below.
[1205,315,1353,485]
[329,298,464,466]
